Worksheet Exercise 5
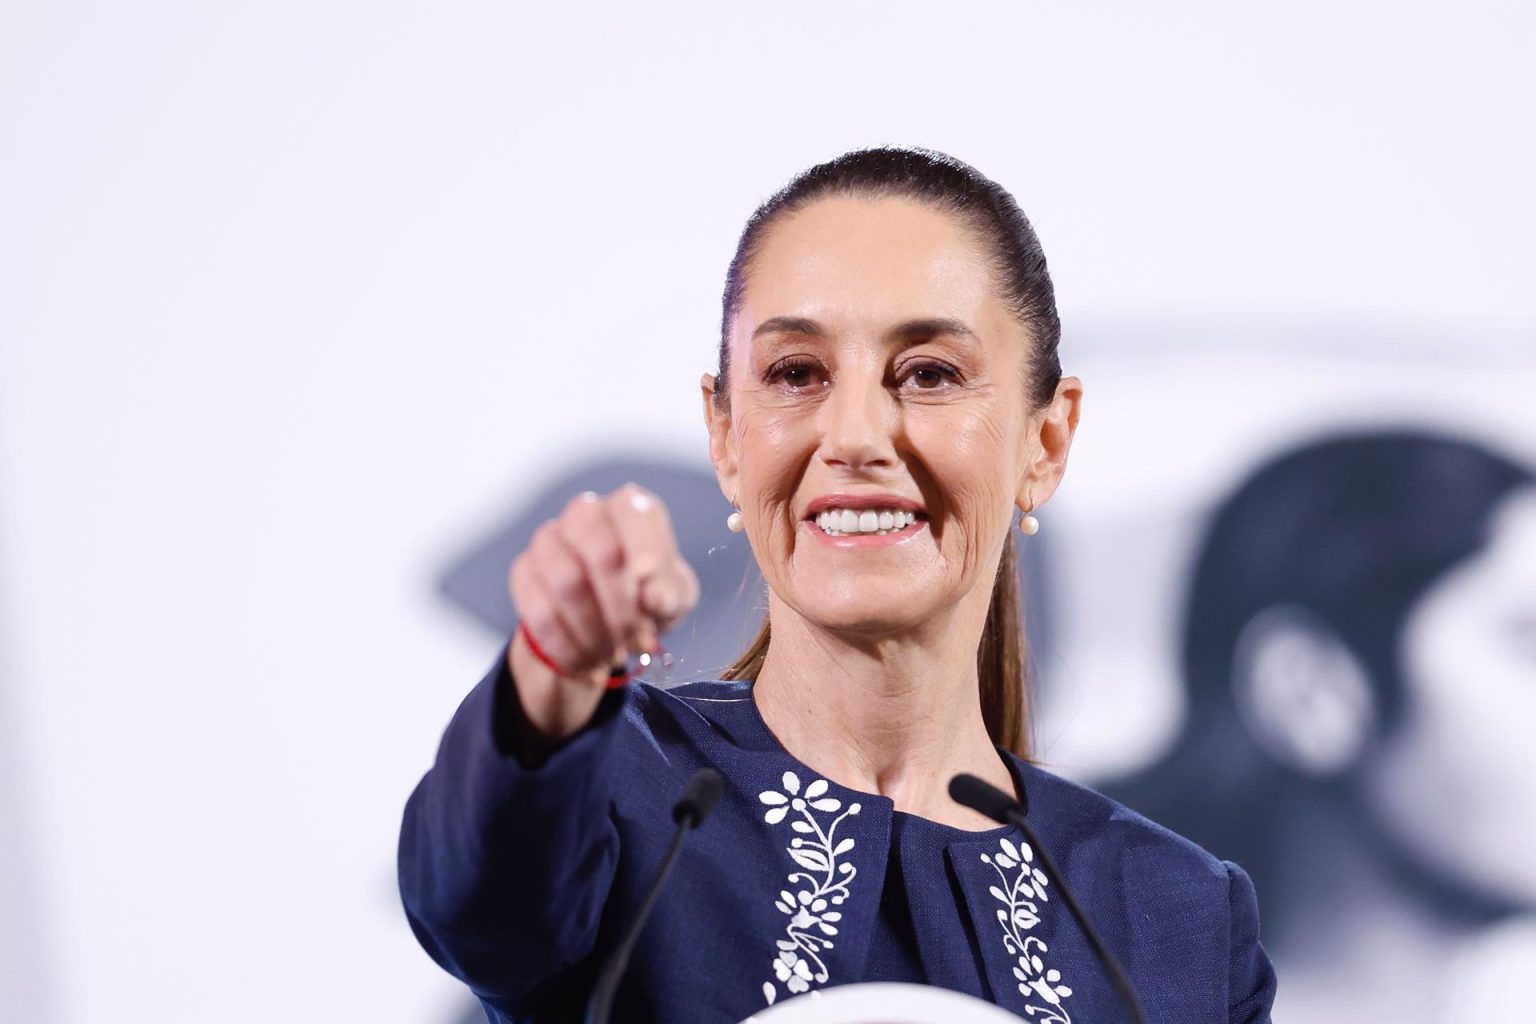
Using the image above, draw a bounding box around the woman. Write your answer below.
[1104,430,1536,1022]
[398,146,1277,1023]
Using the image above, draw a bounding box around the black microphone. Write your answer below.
[672,766,724,827]
[585,766,723,1024]
[950,773,1145,1024]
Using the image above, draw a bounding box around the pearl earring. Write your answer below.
[1020,500,1040,536]
[726,501,744,533]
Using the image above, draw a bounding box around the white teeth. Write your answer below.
[813,507,921,536]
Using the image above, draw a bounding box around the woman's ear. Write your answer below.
[1015,375,1084,512]
[1231,604,1379,777]
[700,371,740,504]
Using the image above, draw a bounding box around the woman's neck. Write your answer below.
[750,590,1017,830]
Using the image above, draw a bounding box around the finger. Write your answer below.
[527,520,620,667]
[606,483,677,579]
[605,483,681,605]
[510,553,596,675]
[638,556,700,633]
[607,485,685,647]
[558,491,647,657]
[670,557,702,625]
[609,485,699,630]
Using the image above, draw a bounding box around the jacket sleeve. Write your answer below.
[1223,859,1278,1023]
[397,633,630,1003]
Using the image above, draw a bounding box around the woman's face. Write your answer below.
[703,194,1077,639]
[1361,485,1536,907]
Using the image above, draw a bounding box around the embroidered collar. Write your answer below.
[655,678,1079,1019]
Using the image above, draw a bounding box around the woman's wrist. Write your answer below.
[507,625,617,745]
[518,621,630,688]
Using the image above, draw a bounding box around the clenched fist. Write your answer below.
[507,483,700,747]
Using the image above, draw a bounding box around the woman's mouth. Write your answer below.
[812,507,922,537]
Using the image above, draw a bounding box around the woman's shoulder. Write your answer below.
[1008,753,1240,891]
[615,677,779,756]
[624,677,757,726]
[1010,756,1276,1010]
[646,677,755,702]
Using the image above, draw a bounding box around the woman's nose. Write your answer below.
[817,371,896,471]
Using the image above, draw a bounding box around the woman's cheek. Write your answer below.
[913,407,1016,495]
[922,411,1022,568]
[748,405,818,458]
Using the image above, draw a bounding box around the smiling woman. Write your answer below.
[702,155,1071,770]
[397,147,1278,1024]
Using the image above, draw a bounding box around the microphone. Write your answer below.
[949,773,1145,1024]
[672,765,725,827]
[585,766,723,1024]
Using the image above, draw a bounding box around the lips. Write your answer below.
[802,493,931,541]
[802,493,928,519]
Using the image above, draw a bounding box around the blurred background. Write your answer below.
[2,2,1531,1021]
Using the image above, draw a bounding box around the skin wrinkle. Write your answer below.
[701,194,1081,829]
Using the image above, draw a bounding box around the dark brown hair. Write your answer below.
[711,146,1062,760]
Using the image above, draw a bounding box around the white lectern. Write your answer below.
[738,982,1024,1023]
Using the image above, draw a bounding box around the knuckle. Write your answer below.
[525,611,564,647]
[541,520,573,554]
[556,510,618,568]
[545,565,588,604]
[630,539,664,570]
[566,618,605,655]
[589,538,626,573]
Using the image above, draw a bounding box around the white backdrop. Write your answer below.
[2,2,1532,1021]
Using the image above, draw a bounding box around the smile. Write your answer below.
[813,507,921,537]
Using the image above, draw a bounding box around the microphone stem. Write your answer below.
[585,818,691,1024]
[1009,810,1146,1024]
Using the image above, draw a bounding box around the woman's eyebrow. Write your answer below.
[889,317,981,347]
[751,315,981,346]
[752,315,826,340]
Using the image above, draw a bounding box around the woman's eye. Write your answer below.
[764,358,823,391]
[902,361,960,390]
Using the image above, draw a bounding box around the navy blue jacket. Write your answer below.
[398,638,1278,1022]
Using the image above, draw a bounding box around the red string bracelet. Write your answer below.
[517,621,632,689]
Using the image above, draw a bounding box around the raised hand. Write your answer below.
[506,484,700,743]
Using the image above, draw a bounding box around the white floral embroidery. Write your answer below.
[982,836,1075,1021]
[757,770,861,1005]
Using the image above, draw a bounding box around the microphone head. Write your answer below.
[672,767,724,828]
[948,772,1024,825]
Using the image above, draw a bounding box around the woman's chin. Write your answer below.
[794,599,934,638]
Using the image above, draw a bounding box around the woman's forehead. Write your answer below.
[737,195,1009,343]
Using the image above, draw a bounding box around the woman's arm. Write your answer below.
[397,634,630,1004]
[398,483,696,1005]
[1223,859,1279,1023]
